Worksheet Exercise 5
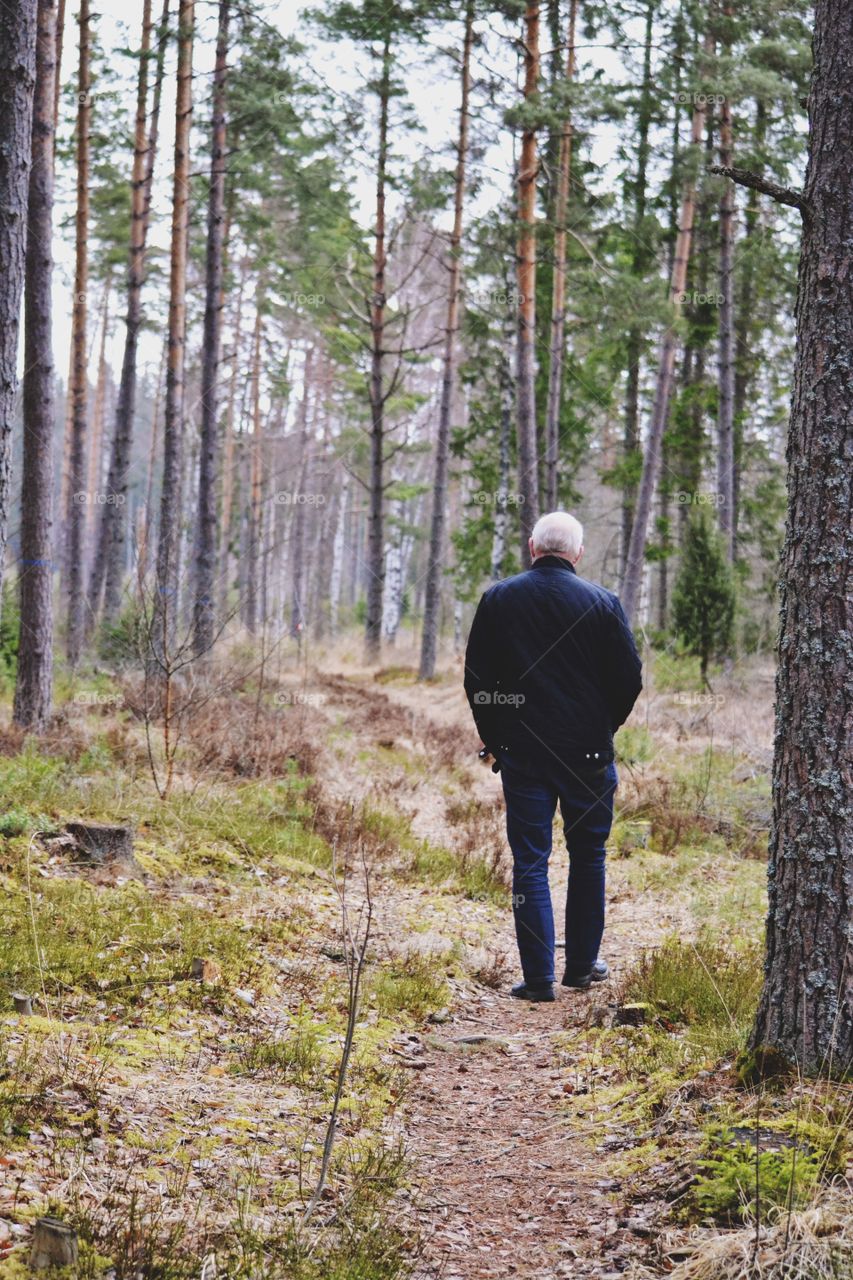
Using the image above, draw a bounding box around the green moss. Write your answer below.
[691,1123,821,1223]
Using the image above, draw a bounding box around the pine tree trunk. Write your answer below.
[290,348,313,638]
[92,0,168,626]
[543,0,577,511]
[244,301,262,634]
[365,37,392,663]
[620,0,656,578]
[620,30,713,624]
[85,272,111,554]
[218,257,246,621]
[192,0,229,656]
[0,0,37,612]
[154,0,193,653]
[516,0,541,564]
[330,469,349,637]
[750,0,853,1074]
[65,0,91,665]
[418,0,473,679]
[716,0,735,560]
[13,0,56,730]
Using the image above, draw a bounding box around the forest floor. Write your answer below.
[0,634,850,1280]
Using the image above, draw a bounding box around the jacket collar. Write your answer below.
[531,554,577,574]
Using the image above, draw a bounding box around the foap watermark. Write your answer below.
[675,491,725,507]
[675,91,726,107]
[274,491,326,506]
[465,286,522,309]
[71,690,122,709]
[677,290,724,306]
[472,491,525,506]
[472,691,525,707]
[281,291,325,309]
[274,690,327,707]
[673,692,725,708]
[73,491,125,506]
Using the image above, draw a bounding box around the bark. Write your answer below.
[90,0,168,626]
[154,0,193,653]
[244,301,262,634]
[330,470,349,636]
[365,35,392,663]
[290,348,314,638]
[192,0,229,656]
[620,0,656,577]
[218,257,246,620]
[418,0,474,679]
[543,0,577,511]
[85,273,111,551]
[715,0,735,560]
[0,0,37,611]
[65,0,91,666]
[491,344,514,581]
[750,0,853,1074]
[620,31,713,624]
[516,0,541,564]
[14,0,56,731]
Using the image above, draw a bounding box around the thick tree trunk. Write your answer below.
[192,0,229,657]
[91,0,168,626]
[14,0,56,731]
[418,0,473,679]
[620,0,656,578]
[620,32,712,624]
[750,0,853,1074]
[65,0,92,666]
[516,0,541,564]
[0,0,37,611]
[365,38,391,663]
[154,0,193,653]
[716,0,735,560]
[543,0,577,511]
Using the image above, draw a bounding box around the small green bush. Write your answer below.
[693,1124,821,1222]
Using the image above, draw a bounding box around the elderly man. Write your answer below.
[464,511,642,1001]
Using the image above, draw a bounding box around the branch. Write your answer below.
[708,165,807,213]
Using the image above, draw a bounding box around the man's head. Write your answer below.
[529,511,584,566]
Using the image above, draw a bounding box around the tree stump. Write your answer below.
[12,992,33,1016]
[30,1217,78,1269]
[65,821,135,866]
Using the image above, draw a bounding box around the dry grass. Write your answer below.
[647,1191,853,1280]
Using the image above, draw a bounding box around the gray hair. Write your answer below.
[530,511,584,560]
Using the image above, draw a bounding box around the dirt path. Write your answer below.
[312,667,681,1279]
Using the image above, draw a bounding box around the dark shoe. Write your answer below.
[561,959,609,990]
[510,981,556,1003]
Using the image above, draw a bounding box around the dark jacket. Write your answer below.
[464,555,642,767]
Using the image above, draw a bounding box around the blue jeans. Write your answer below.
[500,751,618,988]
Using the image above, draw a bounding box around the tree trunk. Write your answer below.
[750,0,853,1074]
[364,35,392,663]
[0,0,37,612]
[65,0,92,666]
[516,0,541,564]
[290,347,314,638]
[85,271,111,551]
[91,0,168,627]
[543,0,577,511]
[13,0,56,731]
[620,30,713,624]
[218,256,246,620]
[716,0,735,560]
[192,0,229,657]
[330,469,349,636]
[620,0,656,578]
[154,0,193,653]
[418,0,474,679]
[244,300,262,634]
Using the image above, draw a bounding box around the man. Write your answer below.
[464,511,642,1002]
